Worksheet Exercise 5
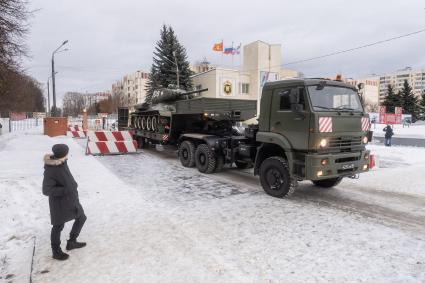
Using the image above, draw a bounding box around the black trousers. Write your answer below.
[51,214,87,249]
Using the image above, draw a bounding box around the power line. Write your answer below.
[282,28,425,66]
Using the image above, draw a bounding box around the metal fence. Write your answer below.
[9,118,42,132]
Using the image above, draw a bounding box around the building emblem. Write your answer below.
[223,81,232,95]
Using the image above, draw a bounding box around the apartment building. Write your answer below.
[379,67,425,104]
[346,77,380,111]
[112,70,149,111]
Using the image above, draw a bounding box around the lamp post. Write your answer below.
[46,71,58,117]
[51,40,68,116]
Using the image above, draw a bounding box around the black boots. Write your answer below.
[52,247,69,261]
[66,239,87,251]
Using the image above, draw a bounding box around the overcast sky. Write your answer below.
[23,0,425,104]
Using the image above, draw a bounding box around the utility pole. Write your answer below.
[51,40,68,116]
[47,79,50,117]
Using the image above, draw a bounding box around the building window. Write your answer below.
[240,83,249,94]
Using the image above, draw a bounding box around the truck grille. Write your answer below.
[328,136,362,150]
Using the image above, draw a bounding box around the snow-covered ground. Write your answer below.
[372,122,425,139]
[1,129,425,282]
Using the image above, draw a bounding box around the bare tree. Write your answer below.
[0,0,29,73]
[62,92,86,117]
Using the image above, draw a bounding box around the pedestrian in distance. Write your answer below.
[42,144,87,261]
[383,124,394,147]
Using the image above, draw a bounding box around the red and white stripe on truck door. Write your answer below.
[319,117,333,133]
[361,117,370,132]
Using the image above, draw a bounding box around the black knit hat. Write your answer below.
[52,144,69,159]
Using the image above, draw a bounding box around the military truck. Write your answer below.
[121,78,371,198]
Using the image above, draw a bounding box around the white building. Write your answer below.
[379,67,425,104]
[192,41,301,110]
[112,70,149,111]
[346,77,380,112]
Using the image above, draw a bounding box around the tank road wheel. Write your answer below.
[215,154,224,173]
[137,117,142,129]
[141,117,146,130]
[312,177,343,188]
[151,116,157,132]
[195,144,216,174]
[146,117,152,131]
[259,156,297,198]
[179,141,196,168]
[235,160,252,169]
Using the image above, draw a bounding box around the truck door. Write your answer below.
[270,87,310,150]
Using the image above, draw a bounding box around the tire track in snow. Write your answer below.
[136,148,425,235]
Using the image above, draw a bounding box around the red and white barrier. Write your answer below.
[86,131,138,155]
[67,131,87,138]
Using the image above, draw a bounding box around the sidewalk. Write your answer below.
[0,128,239,282]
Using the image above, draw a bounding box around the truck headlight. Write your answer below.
[319,139,328,148]
[362,136,368,144]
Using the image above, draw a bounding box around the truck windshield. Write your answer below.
[308,86,363,112]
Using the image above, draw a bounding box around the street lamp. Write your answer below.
[46,71,58,117]
[51,40,69,116]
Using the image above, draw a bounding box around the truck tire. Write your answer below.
[215,154,224,172]
[179,141,196,168]
[259,156,297,198]
[312,177,343,188]
[195,144,216,174]
[235,160,252,169]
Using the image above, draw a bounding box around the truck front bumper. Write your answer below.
[305,150,370,181]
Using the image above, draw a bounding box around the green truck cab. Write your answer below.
[254,78,371,197]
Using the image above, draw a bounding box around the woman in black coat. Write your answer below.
[43,144,87,260]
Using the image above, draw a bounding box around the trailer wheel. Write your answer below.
[312,177,343,188]
[195,144,216,174]
[259,156,297,198]
[215,154,224,172]
[235,160,252,169]
[179,141,196,168]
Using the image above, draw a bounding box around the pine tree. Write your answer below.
[399,80,419,119]
[419,90,425,115]
[145,25,193,104]
[382,84,401,113]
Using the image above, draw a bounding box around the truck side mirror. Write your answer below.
[290,88,304,112]
[289,89,300,104]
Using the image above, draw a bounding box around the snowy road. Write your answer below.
[102,148,425,235]
[1,131,425,282]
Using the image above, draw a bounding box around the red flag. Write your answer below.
[212,42,223,52]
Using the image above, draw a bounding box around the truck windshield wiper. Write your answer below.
[313,105,334,110]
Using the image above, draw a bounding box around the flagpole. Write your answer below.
[221,39,223,67]
[231,41,234,68]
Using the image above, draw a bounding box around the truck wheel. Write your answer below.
[259,156,297,198]
[179,141,196,168]
[312,177,343,188]
[195,144,216,174]
[215,154,224,172]
[235,160,252,169]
